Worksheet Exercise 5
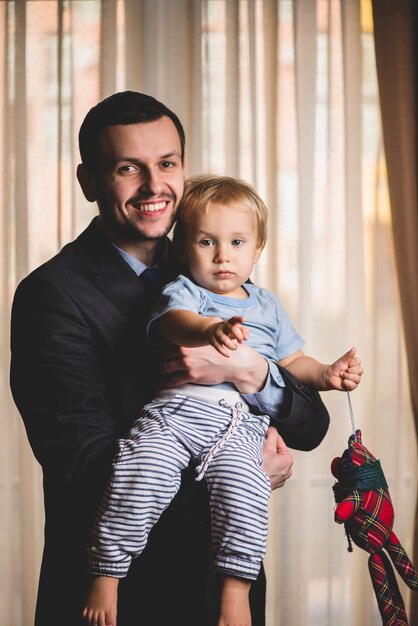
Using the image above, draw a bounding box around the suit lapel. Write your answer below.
[73,217,183,314]
[74,218,147,314]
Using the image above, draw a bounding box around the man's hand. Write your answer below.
[159,343,268,394]
[262,427,293,489]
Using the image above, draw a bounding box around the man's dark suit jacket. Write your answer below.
[10,217,329,626]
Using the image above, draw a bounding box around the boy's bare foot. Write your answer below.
[218,576,252,626]
[82,575,119,626]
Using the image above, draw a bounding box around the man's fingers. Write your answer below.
[263,426,279,451]
[263,427,290,453]
[213,342,232,357]
[160,357,184,375]
[263,427,294,488]
[274,432,290,453]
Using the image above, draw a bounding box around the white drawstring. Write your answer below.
[195,400,243,482]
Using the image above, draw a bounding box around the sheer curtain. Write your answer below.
[1,1,416,625]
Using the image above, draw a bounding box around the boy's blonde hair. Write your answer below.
[173,174,268,252]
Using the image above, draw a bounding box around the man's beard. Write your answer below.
[98,197,177,242]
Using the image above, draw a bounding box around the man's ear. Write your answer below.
[77,164,97,202]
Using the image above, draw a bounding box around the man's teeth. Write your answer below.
[137,202,167,212]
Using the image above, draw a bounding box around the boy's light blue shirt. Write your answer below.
[148,274,305,419]
[112,247,299,418]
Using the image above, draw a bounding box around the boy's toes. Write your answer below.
[105,610,116,626]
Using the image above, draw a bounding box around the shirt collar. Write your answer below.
[111,243,154,276]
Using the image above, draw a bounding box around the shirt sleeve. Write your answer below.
[271,293,304,359]
[242,289,304,418]
[241,358,286,419]
[147,275,205,344]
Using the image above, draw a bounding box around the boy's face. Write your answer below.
[181,203,262,297]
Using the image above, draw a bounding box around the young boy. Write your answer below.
[83,175,363,626]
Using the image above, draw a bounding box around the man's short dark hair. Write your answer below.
[79,91,186,176]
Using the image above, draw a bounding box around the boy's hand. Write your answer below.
[206,316,249,357]
[324,347,363,391]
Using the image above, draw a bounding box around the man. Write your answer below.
[10,91,329,626]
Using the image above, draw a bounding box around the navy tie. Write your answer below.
[141,267,161,301]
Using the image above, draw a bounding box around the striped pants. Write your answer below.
[88,393,271,581]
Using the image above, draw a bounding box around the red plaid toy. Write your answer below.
[331,429,418,625]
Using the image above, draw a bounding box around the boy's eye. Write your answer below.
[199,238,214,247]
[231,239,244,246]
[161,161,175,168]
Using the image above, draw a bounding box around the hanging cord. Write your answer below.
[344,391,357,551]
[347,391,358,441]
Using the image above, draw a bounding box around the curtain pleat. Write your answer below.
[188,0,203,174]
[225,0,239,176]
[341,4,369,620]
[14,5,37,623]
[14,0,28,281]
[294,0,316,335]
[100,0,117,98]
[341,0,365,338]
[57,0,64,247]
[125,0,143,89]
[8,5,45,625]
[371,0,418,621]
[247,0,258,187]
[0,2,14,619]
[255,0,278,290]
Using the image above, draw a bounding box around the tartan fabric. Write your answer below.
[344,487,393,553]
[387,531,418,591]
[369,552,408,626]
[332,430,418,625]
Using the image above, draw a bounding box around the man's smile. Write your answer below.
[130,196,174,214]
[134,201,168,212]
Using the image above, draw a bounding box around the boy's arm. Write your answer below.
[279,346,363,391]
[159,310,249,358]
[160,344,331,451]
